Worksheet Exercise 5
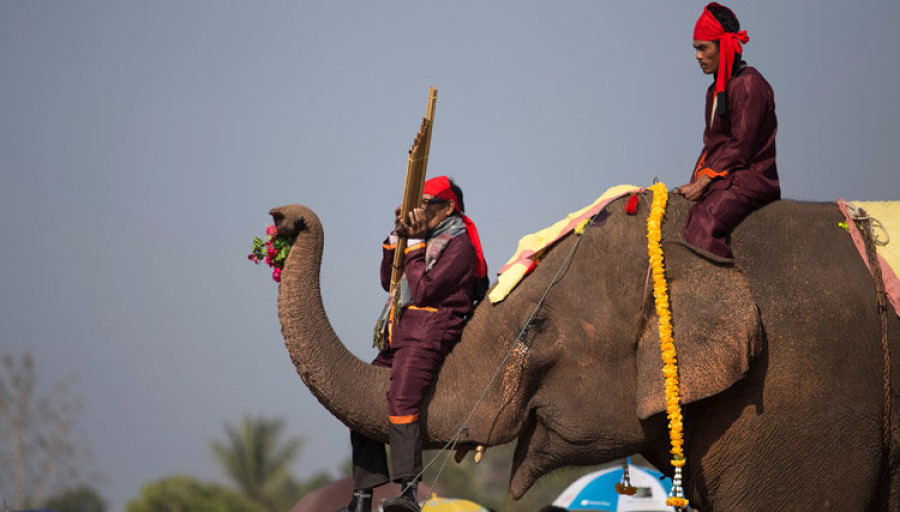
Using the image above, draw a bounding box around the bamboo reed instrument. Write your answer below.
[390,87,438,318]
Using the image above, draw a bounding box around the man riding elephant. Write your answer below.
[341,176,488,512]
[676,2,780,259]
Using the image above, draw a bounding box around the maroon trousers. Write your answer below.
[350,342,450,490]
[373,343,448,420]
[683,186,755,259]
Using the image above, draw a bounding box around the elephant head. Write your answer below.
[269,192,764,499]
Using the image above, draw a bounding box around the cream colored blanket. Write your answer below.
[488,184,640,303]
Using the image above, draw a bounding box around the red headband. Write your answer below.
[693,2,749,96]
[423,175,459,209]
[422,175,488,279]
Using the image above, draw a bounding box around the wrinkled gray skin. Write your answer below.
[270,194,900,511]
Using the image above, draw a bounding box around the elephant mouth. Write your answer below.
[269,207,305,239]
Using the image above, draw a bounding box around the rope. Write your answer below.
[846,203,890,246]
[853,207,893,478]
[409,209,597,498]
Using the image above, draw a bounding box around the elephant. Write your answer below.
[269,192,900,511]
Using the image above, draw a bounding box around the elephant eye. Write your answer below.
[521,315,546,348]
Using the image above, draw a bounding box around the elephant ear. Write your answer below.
[635,241,762,420]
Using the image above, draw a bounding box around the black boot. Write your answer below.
[382,479,420,512]
[336,489,372,512]
[350,431,390,490]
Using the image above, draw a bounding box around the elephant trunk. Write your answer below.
[272,205,390,441]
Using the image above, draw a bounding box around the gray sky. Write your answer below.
[1,1,898,510]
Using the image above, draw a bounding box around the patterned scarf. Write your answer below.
[373,215,467,349]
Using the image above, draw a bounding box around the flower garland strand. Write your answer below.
[248,224,290,283]
[646,182,689,510]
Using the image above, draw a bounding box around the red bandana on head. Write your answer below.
[693,2,749,96]
[422,176,488,279]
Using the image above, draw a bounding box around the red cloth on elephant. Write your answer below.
[375,227,478,421]
[685,65,780,258]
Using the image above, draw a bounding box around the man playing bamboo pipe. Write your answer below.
[675,2,780,259]
[340,176,488,512]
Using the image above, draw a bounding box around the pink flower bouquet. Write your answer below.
[248,224,290,282]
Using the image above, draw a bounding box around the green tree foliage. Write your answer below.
[209,415,304,511]
[42,485,107,512]
[0,352,103,509]
[125,475,266,512]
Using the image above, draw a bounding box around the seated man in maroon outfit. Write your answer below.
[340,176,488,512]
[676,2,780,259]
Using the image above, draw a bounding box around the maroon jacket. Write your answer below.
[693,65,780,204]
[380,230,478,351]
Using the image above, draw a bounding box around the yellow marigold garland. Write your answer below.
[646,182,689,509]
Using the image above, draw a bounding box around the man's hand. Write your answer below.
[675,174,712,201]
[394,205,407,236]
[398,207,428,239]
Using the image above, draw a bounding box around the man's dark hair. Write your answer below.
[708,4,743,70]
[708,4,740,33]
[448,178,465,213]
